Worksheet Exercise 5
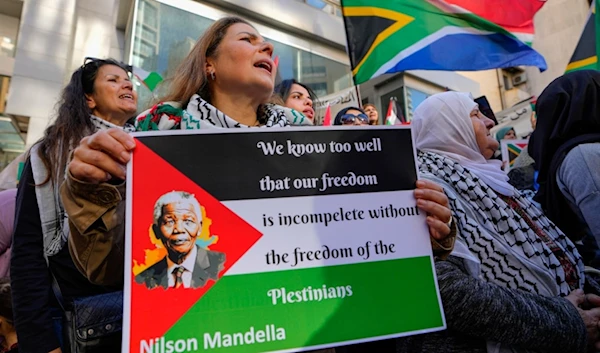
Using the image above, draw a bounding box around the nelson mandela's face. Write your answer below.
[157,202,201,261]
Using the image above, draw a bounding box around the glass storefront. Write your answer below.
[129,0,352,109]
[378,85,431,122]
[405,87,430,121]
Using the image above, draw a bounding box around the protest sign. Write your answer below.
[501,139,529,172]
[124,126,445,353]
[314,86,360,124]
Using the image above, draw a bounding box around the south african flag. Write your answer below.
[342,0,548,85]
[566,1,598,73]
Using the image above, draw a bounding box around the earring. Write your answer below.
[210,71,216,81]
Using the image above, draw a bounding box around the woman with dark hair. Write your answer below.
[11,57,137,353]
[333,106,369,126]
[274,78,316,122]
[529,70,600,267]
[0,279,17,353]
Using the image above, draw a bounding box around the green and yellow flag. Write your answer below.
[341,0,547,85]
[566,1,598,72]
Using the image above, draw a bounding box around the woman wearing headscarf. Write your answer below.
[333,106,369,126]
[492,126,516,166]
[529,70,600,268]
[395,91,600,353]
[12,58,137,353]
[495,126,516,143]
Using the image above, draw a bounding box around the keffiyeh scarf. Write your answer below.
[419,150,583,295]
[31,115,135,258]
[418,150,584,352]
[136,94,293,131]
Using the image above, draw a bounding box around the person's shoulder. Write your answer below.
[267,104,313,126]
[205,249,226,262]
[136,257,167,278]
[0,188,17,204]
[570,143,600,160]
[135,257,168,289]
[561,144,600,171]
[203,249,226,274]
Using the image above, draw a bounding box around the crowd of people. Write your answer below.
[0,14,598,353]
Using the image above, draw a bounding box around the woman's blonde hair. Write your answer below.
[160,16,252,106]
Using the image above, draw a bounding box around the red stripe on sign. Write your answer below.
[128,140,263,349]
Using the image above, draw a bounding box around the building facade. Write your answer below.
[0,0,591,172]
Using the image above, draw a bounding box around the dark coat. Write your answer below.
[135,245,225,289]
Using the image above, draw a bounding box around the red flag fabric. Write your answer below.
[385,99,397,126]
[385,98,406,125]
[322,105,332,126]
[442,0,546,39]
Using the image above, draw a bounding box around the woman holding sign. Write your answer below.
[13,58,137,353]
[62,16,455,287]
[399,91,600,353]
[60,18,456,353]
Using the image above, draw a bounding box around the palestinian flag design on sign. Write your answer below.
[341,0,547,85]
[124,128,445,353]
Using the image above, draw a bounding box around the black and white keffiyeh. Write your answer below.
[412,92,515,196]
[183,94,289,129]
[413,91,584,353]
[418,151,584,297]
[136,94,291,131]
[30,115,134,258]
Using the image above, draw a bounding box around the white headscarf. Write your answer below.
[412,92,515,196]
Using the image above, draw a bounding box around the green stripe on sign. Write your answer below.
[144,72,163,91]
[161,257,442,353]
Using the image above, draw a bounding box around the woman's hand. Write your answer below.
[69,128,136,183]
[566,289,600,351]
[414,179,453,241]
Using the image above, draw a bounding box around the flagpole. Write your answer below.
[592,0,600,70]
[355,84,362,108]
[340,0,359,87]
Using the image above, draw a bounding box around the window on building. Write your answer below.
[0,14,19,59]
[130,0,351,109]
[141,1,159,29]
[380,87,406,121]
[306,82,328,97]
[405,87,430,121]
[0,37,15,58]
[297,0,342,17]
[141,28,157,43]
[0,76,9,113]
[503,74,513,90]
[0,115,26,172]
